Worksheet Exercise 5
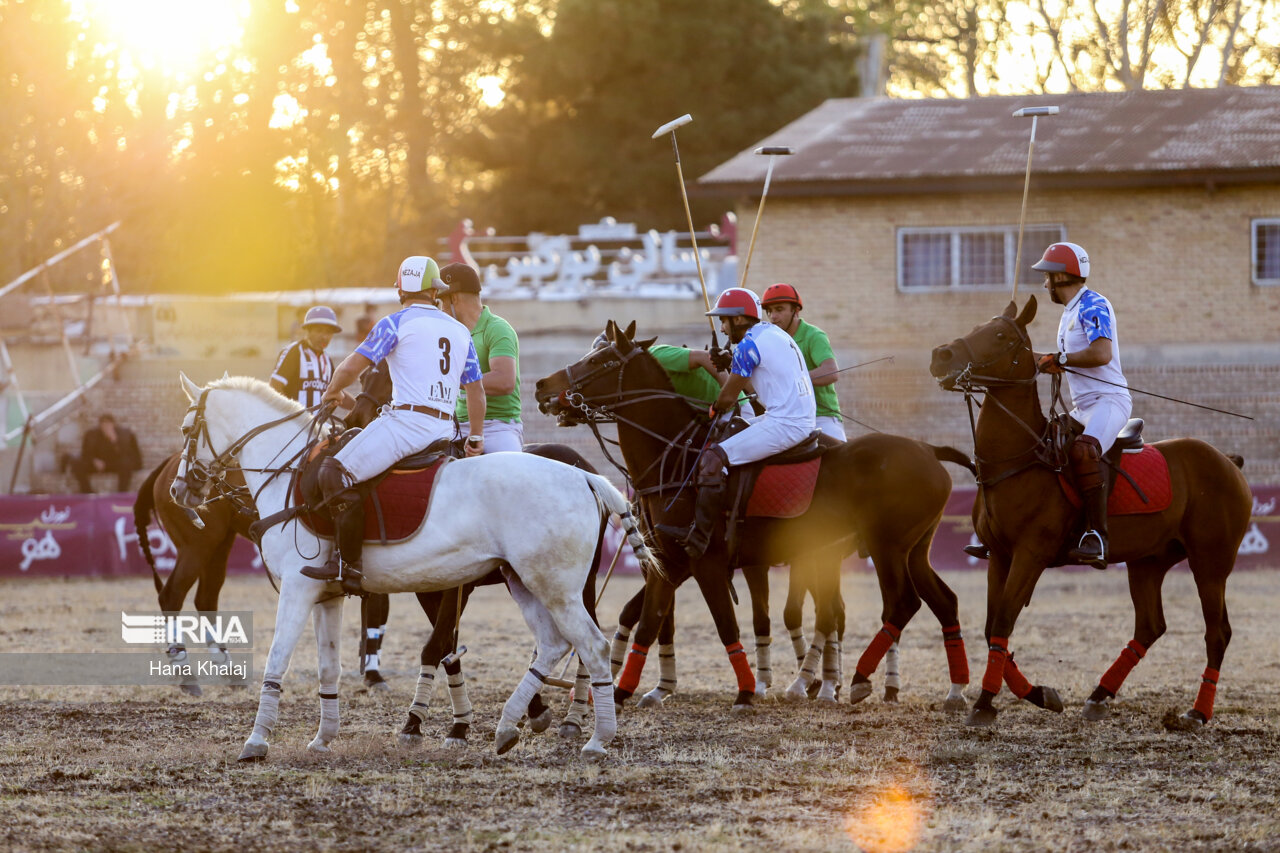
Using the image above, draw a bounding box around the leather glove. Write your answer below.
[708,345,732,372]
[1037,352,1066,374]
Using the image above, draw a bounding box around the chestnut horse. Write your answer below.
[536,321,975,712]
[929,296,1251,728]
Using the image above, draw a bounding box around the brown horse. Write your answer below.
[535,320,975,712]
[929,296,1252,728]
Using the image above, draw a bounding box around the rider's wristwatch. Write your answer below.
[1057,351,1069,366]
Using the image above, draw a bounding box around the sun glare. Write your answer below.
[70,0,247,75]
[844,785,927,853]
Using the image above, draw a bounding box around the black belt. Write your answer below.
[391,404,452,421]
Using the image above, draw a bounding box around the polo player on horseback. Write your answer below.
[301,255,486,593]
[657,287,816,559]
[1032,241,1133,569]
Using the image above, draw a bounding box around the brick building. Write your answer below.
[698,86,1280,483]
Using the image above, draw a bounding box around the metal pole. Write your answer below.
[1010,107,1059,300]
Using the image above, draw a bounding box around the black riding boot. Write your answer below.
[333,503,366,595]
[656,448,728,560]
[302,457,365,591]
[1066,436,1109,570]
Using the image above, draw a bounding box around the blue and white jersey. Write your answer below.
[1057,286,1130,405]
[356,304,481,411]
[729,322,816,425]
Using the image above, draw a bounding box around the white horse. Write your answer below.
[171,374,660,761]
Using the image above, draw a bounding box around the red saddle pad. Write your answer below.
[745,458,821,519]
[299,458,448,543]
[1060,445,1172,516]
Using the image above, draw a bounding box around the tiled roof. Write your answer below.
[698,86,1280,196]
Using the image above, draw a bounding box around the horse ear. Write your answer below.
[179,372,202,403]
[605,319,618,342]
[624,321,636,340]
[1017,295,1038,327]
[1001,300,1017,320]
[221,370,231,380]
[637,337,657,350]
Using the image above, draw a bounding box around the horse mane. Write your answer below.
[208,375,306,417]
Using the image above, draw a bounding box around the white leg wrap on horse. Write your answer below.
[588,682,616,747]
[823,637,841,684]
[502,669,545,728]
[447,668,473,726]
[885,641,901,690]
[800,631,827,685]
[610,626,631,677]
[567,662,591,728]
[408,665,437,723]
[252,682,282,740]
[755,636,772,689]
[790,627,807,668]
[656,643,677,695]
[317,692,339,744]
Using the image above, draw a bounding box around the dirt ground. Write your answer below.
[1,567,1279,852]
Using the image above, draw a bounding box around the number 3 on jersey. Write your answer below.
[438,337,451,374]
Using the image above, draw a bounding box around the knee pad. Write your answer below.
[318,457,354,503]
[1068,435,1102,466]
[695,446,728,486]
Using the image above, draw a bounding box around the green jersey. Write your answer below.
[791,320,840,419]
[648,344,721,407]
[456,306,521,423]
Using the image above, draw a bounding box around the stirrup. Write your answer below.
[654,523,708,559]
[340,564,366,596]
[301,556,341,582]
[1068,530,1107,570]
[963,544,989,560]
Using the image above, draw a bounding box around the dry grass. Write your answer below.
[2,568,1280,852]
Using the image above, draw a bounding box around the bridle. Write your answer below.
[555,340,717,498]
[938,316,1066,487]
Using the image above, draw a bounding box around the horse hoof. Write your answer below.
[1082,699,1109,721]
[731,691,756,715]
[783,681,808,703]
[443,737,467,749]
[581,742,607,761]
[613,687,632,706]
[179,683,203,698]
[559,722,583,740]
[965,706,998,728]
[398,732,423,748]
[848,681,873,705]
[529,708,553,733]
[1041,686,1064,713]
[238,742,268,762]
[883,687,900,705]
[942,696,968,713]
[365,680,391,694]
[1171,710,1207,731]
[306,739,331,753]
[637,690,667,710]
[754,685,768,699]
[495,728,519,755]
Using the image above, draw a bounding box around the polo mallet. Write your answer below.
[1010,106,1059,299]
[652,114,717,346]
[738,145,794,289]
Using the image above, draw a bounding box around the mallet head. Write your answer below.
[1012,106,1060,118]
[754,146,795,156]
[652,114,693,138]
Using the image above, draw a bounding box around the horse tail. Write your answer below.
[1228,453,1245,470]
[929,444,977,476]
[583,473,665,582]
[134,457,168,595]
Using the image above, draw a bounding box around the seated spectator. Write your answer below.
[65,413,142,493]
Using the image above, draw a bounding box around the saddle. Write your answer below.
[1056,417,1173,516]
[295,431,463,544]
[720,429,831,554]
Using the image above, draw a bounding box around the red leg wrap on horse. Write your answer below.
[855,623,902,679]
[1003,653,1033,699]
[982,637,1009,696]
[1193,667,1220,721]
[942,625,969,684]
[726,642,756,693]
[616,643,649,694]
[1098,639,1147,696]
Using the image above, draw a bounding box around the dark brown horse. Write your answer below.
[535,321,975,712]
[929,296,1252,728]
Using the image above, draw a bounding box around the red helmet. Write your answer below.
[706,287,761,320]
[760,283,802,309]
[1031,242,1090,278]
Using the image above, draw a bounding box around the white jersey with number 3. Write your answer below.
[355,303,481,410]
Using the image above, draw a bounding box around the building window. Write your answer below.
[1253,219,1280,285]
[898,225,1066,291]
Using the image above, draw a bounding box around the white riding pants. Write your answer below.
[717,416,814,466]
[1071,393,1132,454]
[336,408,455,483]
[479,419,523,454]
[816,415,846,442]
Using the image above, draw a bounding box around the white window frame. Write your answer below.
[1252,218,1280,286]
[896,224,1066,293]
